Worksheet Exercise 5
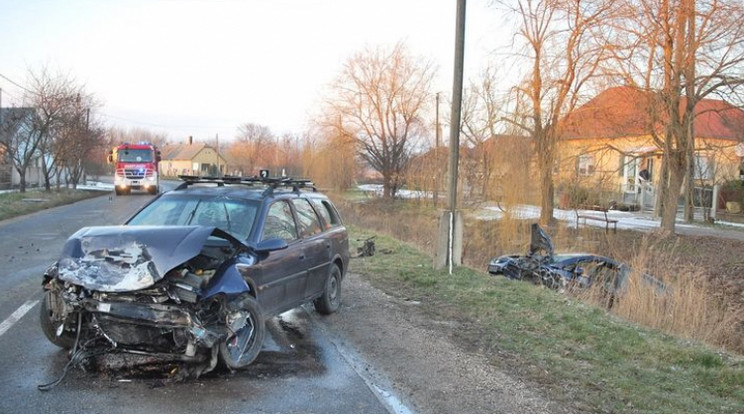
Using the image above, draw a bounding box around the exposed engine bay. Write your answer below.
[39,226,262,390]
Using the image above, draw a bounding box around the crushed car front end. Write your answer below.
[40,225,261,382]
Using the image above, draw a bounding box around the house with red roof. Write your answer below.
[555,86,744,207]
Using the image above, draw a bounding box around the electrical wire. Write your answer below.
[0,73,34,95]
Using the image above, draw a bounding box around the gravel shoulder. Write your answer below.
[317,272,574,414]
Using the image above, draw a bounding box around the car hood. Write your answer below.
[56,225,243,292]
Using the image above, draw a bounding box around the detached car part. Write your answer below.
[488,223,664,303]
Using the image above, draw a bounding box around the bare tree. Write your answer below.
[0,107,38,192]
[611,0,744,232]
[327,42,435,198]
[109,127,168,148]
[228,123,275,175]
[305,118,356,190]
[58,107,106,188]
[502,0,614,224]
[461,66,508,199]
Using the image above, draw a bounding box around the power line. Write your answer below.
[0,72,33,95]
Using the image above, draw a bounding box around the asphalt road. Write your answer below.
[0,184,397,414]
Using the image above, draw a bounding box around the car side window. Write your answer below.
[293,199,323,238]
[262,201,298,242]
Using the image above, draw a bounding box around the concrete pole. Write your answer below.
[434,92,440,207]
[711,184,720,220]
[446,0,466,274]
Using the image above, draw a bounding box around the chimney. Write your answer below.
[188,136,193,145]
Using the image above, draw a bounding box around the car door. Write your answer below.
[253,200,306,316]
[291,198,330,299]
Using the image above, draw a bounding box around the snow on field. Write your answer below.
[357,184,744,232]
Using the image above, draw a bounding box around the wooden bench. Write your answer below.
[575,205,618,233]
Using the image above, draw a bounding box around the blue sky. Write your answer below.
[0,0,509,143]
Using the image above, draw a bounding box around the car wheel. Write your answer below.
[148,186,158,195]
[314,265,342,315]
[219,295,265,370]
[39,290,75,349]
[114,188,121,196]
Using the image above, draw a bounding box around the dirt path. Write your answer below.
[317,272,574,414]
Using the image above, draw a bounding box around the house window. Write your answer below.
[694,155,714,180]
[578,154,595,176]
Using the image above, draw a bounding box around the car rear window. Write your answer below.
[310,199,342,228]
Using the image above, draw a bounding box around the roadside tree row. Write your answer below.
[0,68,106,192]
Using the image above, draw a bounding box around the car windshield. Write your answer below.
[127,196,259,241]
[118,149,154,163]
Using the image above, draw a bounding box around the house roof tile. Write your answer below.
[560,86,744,141]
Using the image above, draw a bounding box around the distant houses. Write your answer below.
[159,138,227,177]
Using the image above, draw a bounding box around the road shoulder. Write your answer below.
[317,272,572,414]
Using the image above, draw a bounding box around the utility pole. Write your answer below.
[434,92,441,207]
[435,0,466,274]
[435,92,441,148]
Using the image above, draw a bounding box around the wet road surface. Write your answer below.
[0,185,396,414]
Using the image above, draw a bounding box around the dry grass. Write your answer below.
[334,192,744,355]
[587,237,744,352]
[0,188,105,222]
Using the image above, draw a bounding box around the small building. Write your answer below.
[159,139,227,177]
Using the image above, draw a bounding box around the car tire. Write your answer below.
[39,290,75,349]
[114,188,121,196]
[219,295,265,370]
[148,186,158,195]
[314,265,342,315]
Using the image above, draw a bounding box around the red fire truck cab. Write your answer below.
[108,143,162,195]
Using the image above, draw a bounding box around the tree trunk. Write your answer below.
[383,173,392,199]
[41,161,52,192]
[539,165,555,226]
[18,170,26,193]
[660,153,685,232]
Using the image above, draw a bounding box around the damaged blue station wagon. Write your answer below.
[40,175,349,382]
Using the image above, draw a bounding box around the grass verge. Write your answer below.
[348,225,744,413]
[0,188,106,222]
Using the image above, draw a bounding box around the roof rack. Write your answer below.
[175,175,317,195]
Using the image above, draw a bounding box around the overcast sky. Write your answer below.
[0,0,510,144]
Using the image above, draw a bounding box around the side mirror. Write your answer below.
[156,150,162,162]
[107,152,114,164]
[255,237,288,253]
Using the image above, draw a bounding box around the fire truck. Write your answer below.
[108,143,161,195]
